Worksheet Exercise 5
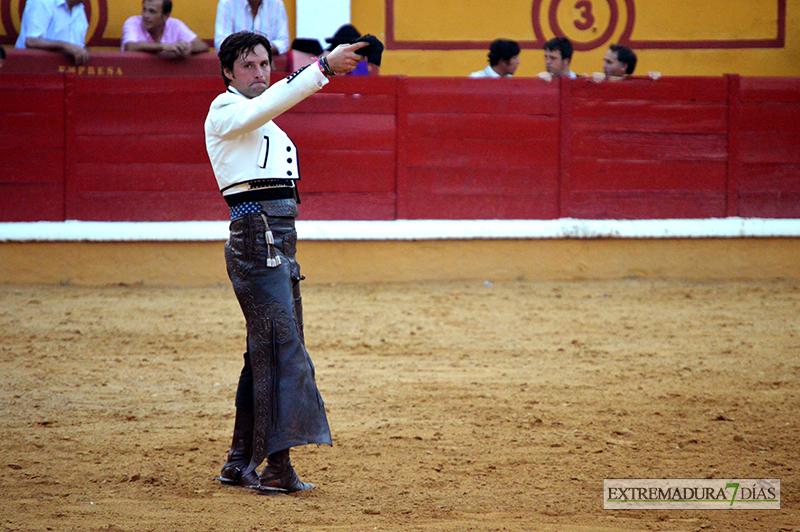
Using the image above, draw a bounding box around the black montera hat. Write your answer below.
[325,24,361,50]
[291,38,323,56]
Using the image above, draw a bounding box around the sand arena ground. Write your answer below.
[0,276,798,531]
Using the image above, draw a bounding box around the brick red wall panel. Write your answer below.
[0,75,66,112]
[567,160,727,191]
[571,132,729,161]
[73,136,209,165]
[0,184,64,222]
[401,167,558,196]
[405,138,559,168]
[562,77,731,220]
[571,76,729,102]
[298,150,396,193]
[739,163,800,192]
[71,163,217,192]
[290,92,397,115]
[2,148,65,185]
[739,78,800,103]
[739,192,800,218]
[407,115,560,140]
[566,191,727,219]
[72,191,226,221]
[400,193,559,220]
[569,100,728,134]
[290,76,398,115]
[403,78,560,115]
[298,193,396,220]
[0,113,65,149]
[734,79,800,217]
[279,114,396,151]
[740,103,800,133]
[0,74,65,221]
[739,132,800,164]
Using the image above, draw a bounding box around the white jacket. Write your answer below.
[204,63,329,196]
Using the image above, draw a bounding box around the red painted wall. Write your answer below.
[2,54,799,222]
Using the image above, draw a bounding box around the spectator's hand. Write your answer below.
[591,72,606,83]
[164,41,191,58]
[648,71,662,80]
[536,72,554,82]
[325,41,369,75]
[67,44,89,65]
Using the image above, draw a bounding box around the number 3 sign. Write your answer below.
[532,0,635,51]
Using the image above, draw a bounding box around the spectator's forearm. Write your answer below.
[123,41,167,53]
[190,38,210,54]
[26,37,73,54]
[26,37,89,64]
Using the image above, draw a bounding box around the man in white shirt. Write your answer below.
[536,37,578,82]
[591,44,661,82]
[214,0,289,55]
[205,31,367,494]
[15,0,89,65]
[469,39,520,78]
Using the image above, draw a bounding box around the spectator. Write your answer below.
[323,24,379,75]
[290,38,323,70]
[469,39,520,78]
[15,0,89,65]
[536,37,576,81]
[214,0,289,56]
[603,43,636,79]
[592,44,660,81]
[0,45,5,69]
[122,0,209,57]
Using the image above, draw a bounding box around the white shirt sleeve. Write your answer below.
[268,0,290,54]
[214,0,232,50]
[15,0,53,47]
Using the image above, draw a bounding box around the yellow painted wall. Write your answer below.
[2,0,798,76]
[356,0,800,77]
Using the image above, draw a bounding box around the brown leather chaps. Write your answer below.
[225,204,331,479]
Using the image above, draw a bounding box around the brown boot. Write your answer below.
[259,449,315,493]
[216,409,261,489]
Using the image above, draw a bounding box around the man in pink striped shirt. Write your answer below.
[122,0,208,58]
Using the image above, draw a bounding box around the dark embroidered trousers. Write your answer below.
[225,210,331,477]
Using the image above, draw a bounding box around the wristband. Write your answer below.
[317,57,336,77]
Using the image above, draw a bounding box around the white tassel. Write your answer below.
[260,213,282,268]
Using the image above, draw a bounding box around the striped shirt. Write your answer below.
[214,0,289,54]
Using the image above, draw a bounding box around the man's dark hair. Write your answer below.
[218,31,273,87]
[610,44,637,74]
[488,39,520,66]
[161,0,172,16]
[544,37,573,61]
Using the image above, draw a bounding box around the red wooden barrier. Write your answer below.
[1,63,799,224]
[562,76,730,219]
[279,76,398,220]
[64,75,223,221]
[397,77,561,219]
[0,74,66,221]
[736,77,800,217]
